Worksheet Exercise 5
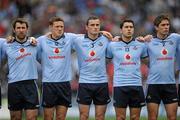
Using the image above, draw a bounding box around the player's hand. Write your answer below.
[136,36,145,42]
[29,37,37,46]
[144,34,153,42]
[136,35,153,42]
[100,31,113,40]
[6,36,14,43]
[112,36,120,42]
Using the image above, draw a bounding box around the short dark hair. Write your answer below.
[86,16,100,25]
[12,18,29,29]
[153,14,170,27]
[120,19,134,29]
[49,16,64,25]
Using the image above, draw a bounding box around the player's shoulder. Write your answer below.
[165,33,180,44]
[169,33,179,36]
[168,33,180,39]
[0,38,6,41]
[36,35,50,44]
[37,35,47,40]
[2,40,12,48]
[64,32,83,42]
[134,39,146,46]
[108,41,119,46]
[75,34,86,41]
[100,34,109,41]
[146,36,159,45]
[64,32,76,37]
[0,38,6,45]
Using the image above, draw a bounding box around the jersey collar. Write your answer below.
[154,33,170,40]
[84,33,102,41]
[119,37,135,44]
[14,37,28,44]
[49,33,65,41]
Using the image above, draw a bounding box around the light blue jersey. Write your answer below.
[2,39,38,83]
[107,39,147,87]
[0,38,5,66]
[73,34,109,83]
[176,36,180,83]
[37,33,77,82]
[178,60,180,84]
[147,33,180,84]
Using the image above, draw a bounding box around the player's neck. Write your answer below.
[51,33,63,40]
[15,36,27,43]
[87,33,99,41]
[156,33,168,40]
[122,35,132,42]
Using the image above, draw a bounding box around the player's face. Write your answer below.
[14,23,28,40]
[86,19,100,36]
[121,22,134,38]
[155,19,170,36]
[51,21,64,37]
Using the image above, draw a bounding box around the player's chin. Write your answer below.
[163,31,169,35]
[17,35,26,40]
[126,34,133,38]
[93,31,100,35]
[163,29,169,32]
[57,32,63,37]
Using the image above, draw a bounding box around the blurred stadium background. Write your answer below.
[0,0,180,119]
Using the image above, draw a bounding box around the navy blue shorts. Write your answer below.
[146,84,178,104]
[113,86,145,108]
[42,81,72,108]
[77,83,111,105]
[8,80,39,111]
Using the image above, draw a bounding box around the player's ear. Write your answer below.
[12,28,15,33]
[49,25,52,31]
[85,25,88,31]
[154,26,158,31]
[120,28,123,34]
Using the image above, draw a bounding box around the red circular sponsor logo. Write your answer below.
[20,48,25,53]
[54,48,59,53]
[90,51,95,56]
[162,49,167,55]
[126,54,131,60]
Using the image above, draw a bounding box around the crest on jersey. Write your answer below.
[89,50,96,57]
[19,48,25,53]
[161,48,168,56]
[125,46,129,52]
[60,41,66,46]
[98,42,103,46]
[169,41,173,45]
[55,42,59,46]
[124,53,131,61]
[54,48,60,54]
[90,43,95,48]
[133,46,138,50]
